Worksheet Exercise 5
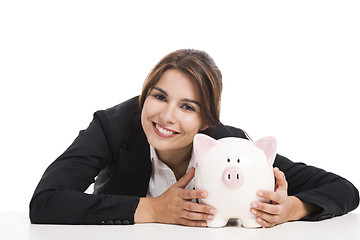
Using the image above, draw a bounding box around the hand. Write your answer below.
[135,167,216,227]
[250,167,293,227]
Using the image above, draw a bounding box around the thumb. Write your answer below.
[175,167,195,189]
[274,167,288,191]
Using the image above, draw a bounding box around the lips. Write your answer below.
[153,122,179,138]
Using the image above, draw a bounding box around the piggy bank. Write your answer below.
[193,133,277,228]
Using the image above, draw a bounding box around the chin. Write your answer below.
[148,139,176,151]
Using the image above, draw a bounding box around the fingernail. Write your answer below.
[251,209,257,215]
[257,191,264,196]
[208,215,214,219]
[208,209,215,214]
[201,222,207,227]
[251,202,257,208]
[257,218,262,223]
[201,192,207,198]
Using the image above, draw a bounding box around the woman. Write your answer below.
[30,49,359,227]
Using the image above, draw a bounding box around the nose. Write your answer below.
[222,166,244,188]
[160,103,177,124]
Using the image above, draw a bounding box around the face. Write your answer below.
[141,69,208,154]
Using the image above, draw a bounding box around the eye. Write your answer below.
[181,104,195,112]
[227,158,230,163]
[152,94,166,102]
[237,158,240,163]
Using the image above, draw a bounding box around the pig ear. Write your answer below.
[193,134,218,165]
[254,136,277,166]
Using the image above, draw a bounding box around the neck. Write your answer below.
[156,144,193,180]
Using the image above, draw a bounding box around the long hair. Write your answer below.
[139,49,222,132]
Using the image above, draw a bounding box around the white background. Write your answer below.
[0,1,359,213]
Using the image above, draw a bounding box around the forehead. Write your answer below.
[155,69,201,100]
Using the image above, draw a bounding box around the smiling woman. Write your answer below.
[29,49,359,228]
[139,49,222,133]
[141,69,207,183]
[141,69,206,152]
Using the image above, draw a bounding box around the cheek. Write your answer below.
[142,98,158,118]
[180,114,203,133]
[141,99,154,127]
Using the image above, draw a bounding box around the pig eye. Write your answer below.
[237,159,240,163]
[227,158,230,163]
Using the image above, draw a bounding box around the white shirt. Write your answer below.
[146,145,197,198]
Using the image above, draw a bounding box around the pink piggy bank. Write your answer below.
[193,133,277,228]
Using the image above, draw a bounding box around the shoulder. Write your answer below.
[96,96,141,123]
[93,96,141,129]
[91,96,142,146]
[205,122,249,140]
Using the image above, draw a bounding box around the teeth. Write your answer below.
[156,124,174,135]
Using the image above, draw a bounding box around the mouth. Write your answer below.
[152,122,179,138]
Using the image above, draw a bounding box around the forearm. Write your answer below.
[276,154,359,220]
[30,189,139,224]
[134,197,156,223]
[287,196,320,221]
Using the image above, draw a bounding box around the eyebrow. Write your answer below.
[153,87,168,96]
[152,87,201,107]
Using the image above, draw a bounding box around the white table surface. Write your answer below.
[1,212,360,240]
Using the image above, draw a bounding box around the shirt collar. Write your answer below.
[150,145,197,172]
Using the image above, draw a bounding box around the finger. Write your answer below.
[181,208,215,221]
[273,167,288,191]
[183,200,216,215]
[179,218,207,227]
[252,206,280,226]
[182,188,208,200]
[251,201,281,215]
[256,190,285,204]
[250,206,279,227]
[176,167,195,188]
[255,217,276,228]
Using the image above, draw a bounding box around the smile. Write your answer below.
[153,122,179,138]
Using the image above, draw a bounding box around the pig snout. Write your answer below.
[222,166,244,188]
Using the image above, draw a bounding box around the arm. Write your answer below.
[276,154,359,221]
[250,167,320,227]
[30,114,139,224]
[134,168,216,227]
[250,155,359,227]
[229,127,359,225]
[30,108,213,226]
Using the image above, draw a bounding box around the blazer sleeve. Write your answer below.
[231,128,359,221]
[29,113,140,225]
[274,154,359,221]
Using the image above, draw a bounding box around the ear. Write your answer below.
[254,136,277,166]
[193,134,218,165]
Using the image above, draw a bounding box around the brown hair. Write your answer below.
[139,49,222,132]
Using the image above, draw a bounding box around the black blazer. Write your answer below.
[29,96,359,225]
